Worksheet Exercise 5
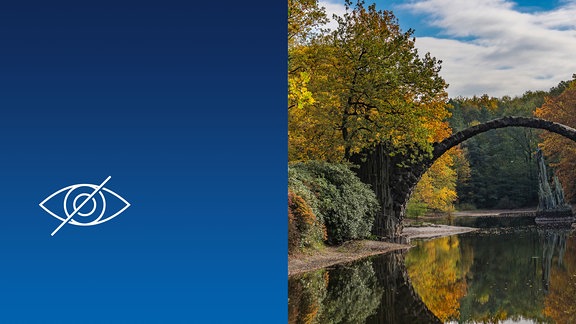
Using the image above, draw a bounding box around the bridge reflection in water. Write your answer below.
[288,251,440,324]
[288,225,576,323]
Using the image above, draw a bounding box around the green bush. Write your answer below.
[289,161,380,245]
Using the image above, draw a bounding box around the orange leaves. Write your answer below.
[288,190,325,253]
[534,80,576,202]
[420,98,452,143]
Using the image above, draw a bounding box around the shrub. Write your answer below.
[288,194,299,254]
[288,190,325,254]
[289,161,380,245]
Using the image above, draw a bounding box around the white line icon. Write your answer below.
[39,176,130,236]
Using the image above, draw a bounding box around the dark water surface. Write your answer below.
[288,219,576,323]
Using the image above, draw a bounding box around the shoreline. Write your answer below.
[402,224,478,239]
[288,224,477,276]
[288,240,410,276]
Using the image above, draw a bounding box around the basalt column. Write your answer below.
[535,148,573,223]
[351,145,428,241]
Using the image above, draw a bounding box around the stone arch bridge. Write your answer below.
[351,116,576,241]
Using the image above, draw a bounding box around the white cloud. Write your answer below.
[403,0,576,97]
[321,0,576,97]
[319,1,347,31]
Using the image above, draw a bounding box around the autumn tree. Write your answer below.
[288,0,453,238]
[288,0,327,108]
[408,147,468,215]
[535,77,576,202]
[288,0,335,160]
[289,0,450,162]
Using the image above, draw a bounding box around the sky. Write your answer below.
[320,0,576,98]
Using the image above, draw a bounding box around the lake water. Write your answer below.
[288,217,576,323]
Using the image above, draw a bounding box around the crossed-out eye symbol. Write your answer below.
[39,176,130,236]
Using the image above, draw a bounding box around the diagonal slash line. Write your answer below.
[51,176,112,236]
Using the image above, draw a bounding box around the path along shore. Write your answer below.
[288,224,476,276]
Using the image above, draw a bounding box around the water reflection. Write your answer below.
[540,228,569,293]
[409,231,547,322]
[288,252,440,323]
[406,227,576,323]
[541,230,576,323]
[289,224,576,323]
[405,236,472,322]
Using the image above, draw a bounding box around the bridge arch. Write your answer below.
[353,116,576,240]
[431,116,576,165]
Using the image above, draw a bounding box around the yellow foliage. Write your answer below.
[406,236,472,322]
[287,2,450,162]
[409,147,464,213]
[289,71,315,110]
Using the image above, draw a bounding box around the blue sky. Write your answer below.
[321,0,576,97]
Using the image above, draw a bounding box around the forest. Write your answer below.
[411,82,575,215]
[288,0,576,250]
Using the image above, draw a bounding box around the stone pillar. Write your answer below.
[351,144,428,241]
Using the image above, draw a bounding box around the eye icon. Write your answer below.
[39,176,130,236]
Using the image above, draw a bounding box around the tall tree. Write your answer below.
[288,0,452,238]
[535,77,576,202]
[288,0,331,160]
[289,0,450,162]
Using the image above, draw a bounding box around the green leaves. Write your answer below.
[448,93,545,209]
[288,161,379,245]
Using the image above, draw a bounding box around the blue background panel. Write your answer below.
[0,1,285,322]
